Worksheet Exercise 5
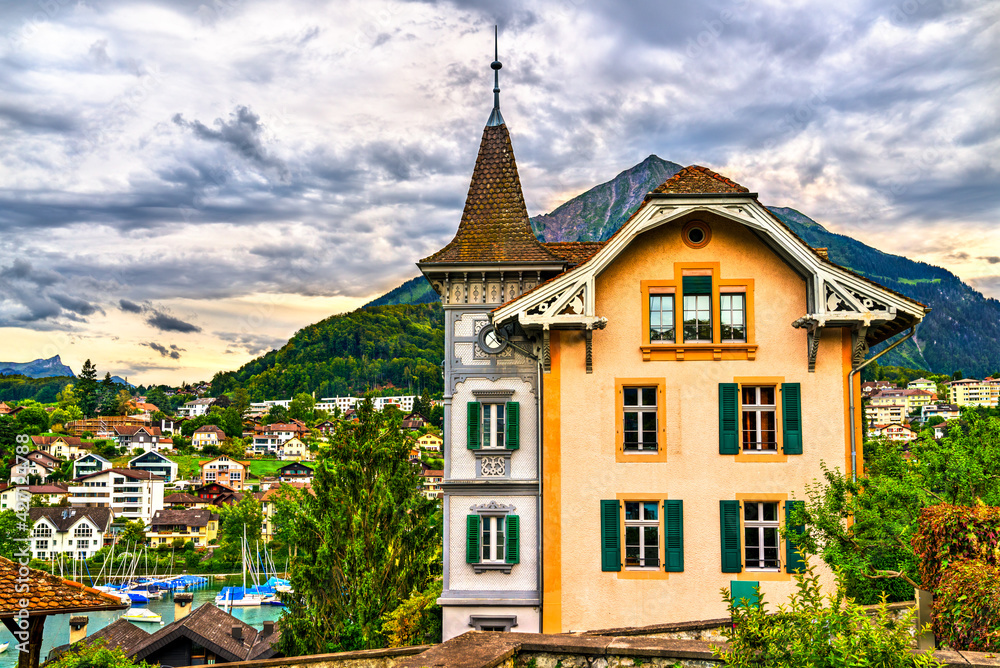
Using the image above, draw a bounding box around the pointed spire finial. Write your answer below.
[486,25,505,127]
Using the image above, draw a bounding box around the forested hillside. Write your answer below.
[211,303,444,400]
[0,375,74,403]
[769,207,1000,377]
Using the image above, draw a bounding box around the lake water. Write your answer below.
[0,582,285,668]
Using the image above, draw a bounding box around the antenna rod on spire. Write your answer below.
[487,24,505,127]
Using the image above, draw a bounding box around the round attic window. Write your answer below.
[682,221,711,249]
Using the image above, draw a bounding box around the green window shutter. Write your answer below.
[600,500,621,572]
[505,514,520,564]
[466,515,480,564]
[785,501,806,573]
[683,275,712,295]
[505,402,520,450]
[720,500,742,573]
[731,581,760,609]
[663,500,684,572]
[467,402,481,450]
[719,383,739,454]
[782,383,803,455]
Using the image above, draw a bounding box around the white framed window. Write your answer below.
[34,525,52,538]
[481,404,506,449]
[36,552,46,560]
[480,516,506,563]
[205,472,216,480]
[230,472,241,481]
[35,539,48,550]
[624,501,660,569]
[75,525,93,538]
[683,295,712,342]
[623,387,658,452]
[744,502,780,570]
[649,293,675,342]
[742,386,777,451]
[720,292,747,342]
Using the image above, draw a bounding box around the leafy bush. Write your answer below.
[911,504,1000,590]
[844,547,918,605]
[183,540,195,551]
[382,579,442,647]
[714,564,940,668]
[933,559,1000,651]
[49,638,150,668]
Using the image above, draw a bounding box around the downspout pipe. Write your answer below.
[848,326,916,481]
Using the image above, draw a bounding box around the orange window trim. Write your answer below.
[615,495,671,580]
[615,378,668,463]
[733,493,792,582]
[733,376,787,462]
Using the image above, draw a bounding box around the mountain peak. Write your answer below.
[0,355,75,378]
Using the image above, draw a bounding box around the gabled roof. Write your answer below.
[31,435,83,447]
[150,508,218,528]
[193,425,226,435]
[652,164,750,194]
[164,492,201,505]
[83,617,151,654]
[114,425,161,437]
[30,507,113,532]
[129,449,172,465]
[131,601,278,662]
[542,241,607,267]
[77,453,112,464]
[0,556,126,617]
[420,123,562,265]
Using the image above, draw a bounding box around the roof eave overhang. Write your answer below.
[492,197,927,341]
[417,261,566,272]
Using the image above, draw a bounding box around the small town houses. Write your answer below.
[29,507,114,561]
[31,435,90,460]
[192,425,227,449]
[129,450,179,482]
[67,468,165,526]
[114,425,162,453]
[73,453,112,479]
[1,483,70,509]
[199,455,248,491]
[146,508,219,548]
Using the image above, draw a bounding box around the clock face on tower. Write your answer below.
[477,324,508,355]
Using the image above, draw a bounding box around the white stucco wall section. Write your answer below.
[448,494,538,592]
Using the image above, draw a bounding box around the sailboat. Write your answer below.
[215,526,270,607]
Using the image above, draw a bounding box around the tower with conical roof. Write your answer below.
[418,28,567,640]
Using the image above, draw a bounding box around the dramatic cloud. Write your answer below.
[0,0,995,382]
[143,342,183,359]
[145,311,202,334]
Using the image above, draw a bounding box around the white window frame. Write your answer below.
[480,515,506,563]
[682,294,712,342]
[741,386,777,452]
[744,501,780,571]
[34,525,52,538]
[649,293,675,343]
[720,291,747,343]
[624,501,660,570]
[623,387,658,452]
[480,403,506,449]
[74,525,93,538]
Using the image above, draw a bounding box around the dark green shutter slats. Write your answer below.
[683,275,712,295]
[506,402,520,450]
[467,402,481,450]
[719,383,739,454]
[720,500,742,573]
[664,500,684,572]
[782,383,803,455]
[600,500,621,572]
[505,514,520,564]
[785,500,806,573]
[466,514,480,564]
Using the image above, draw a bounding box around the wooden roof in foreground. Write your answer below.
[0,556,127,618]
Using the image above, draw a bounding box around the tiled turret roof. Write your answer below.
[420,124,562,265]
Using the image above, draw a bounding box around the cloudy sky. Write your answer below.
[0,0,997,385]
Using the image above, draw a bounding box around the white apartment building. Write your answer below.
[29,507,114,561]
[68,468,165,525]
[177,397,216,417]
[315,395,416,413]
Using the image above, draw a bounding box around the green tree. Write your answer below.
[56,383,78,410]
[275,399,441,654]
[145,386,169,414]
[77,359,99,417]
[0,509,29,560]
[288,392,315,422]
[264,404,289,424]
[794,409,1000,601]
[219,405,244,438]
[231,387,251,419]
[216,493,263,565]
[15,405,50,434]
[115,389,134,416]
[118,520,147,547]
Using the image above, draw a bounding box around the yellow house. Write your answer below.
[30,436,90,460]
[416,51,929,638]
[279,437,308,461]
[146,508,219,547]
[946,378,999,407]
[416,433,443,452]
